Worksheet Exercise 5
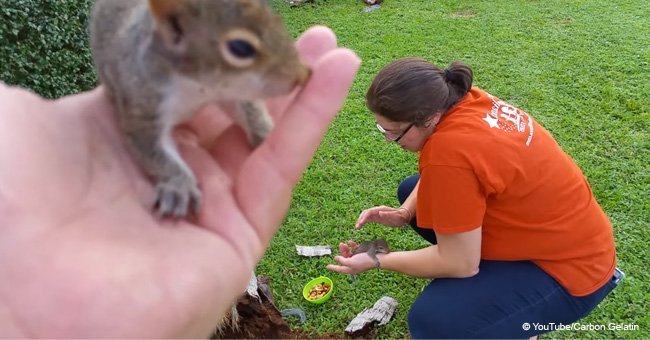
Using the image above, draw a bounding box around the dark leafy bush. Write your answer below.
[0,0,96,98]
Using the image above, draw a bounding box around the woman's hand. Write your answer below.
[0,26,359,338]
[326,241,380,275]
[355,205,412,229]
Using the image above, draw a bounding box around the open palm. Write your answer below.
[0,26,359,337]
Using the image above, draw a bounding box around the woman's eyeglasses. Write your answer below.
[376,122,414,142]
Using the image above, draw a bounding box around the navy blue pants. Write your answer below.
[398,174,619,338]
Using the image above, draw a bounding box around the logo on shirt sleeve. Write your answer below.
[483,95,535,146]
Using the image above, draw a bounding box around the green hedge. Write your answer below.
[0,0,96,99]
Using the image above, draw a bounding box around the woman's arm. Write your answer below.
[379,227,482,278]
[354,179,419,229]
[328,226,482,278]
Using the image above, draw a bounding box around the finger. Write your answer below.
[267,26,338,120]
[176,143,261,269]
[326,264,355,275]
[355,216,372,229]
[207,126,252,179]
[235,48,360,250]
[373,205,393,212]
[183,105,234,149]
[365,206,394,222]
[355,212,366,229]
[178,119,253,181]
[356,208,380,228]
[326,264,354,275]
[296,26,338,66]
[338,242,349,257]
[355,209,374,228]
[333,255,353,267]
[339,241,355,257]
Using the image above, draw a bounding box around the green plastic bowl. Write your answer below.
[303,276,334,304]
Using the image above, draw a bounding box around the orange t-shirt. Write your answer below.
[417,87,616,296]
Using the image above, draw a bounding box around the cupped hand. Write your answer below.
[326,241,378,275]
[355,205,411,229]
[0,26,359,337]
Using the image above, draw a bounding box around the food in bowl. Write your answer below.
[307,282,331,300]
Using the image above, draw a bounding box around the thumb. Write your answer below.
[333,255,352,266]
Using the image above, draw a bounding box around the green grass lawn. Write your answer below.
[1,0,648,338]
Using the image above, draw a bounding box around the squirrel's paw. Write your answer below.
[153,175,201,219]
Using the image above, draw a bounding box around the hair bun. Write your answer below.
[443,69,452,81]
[445,61,473,96]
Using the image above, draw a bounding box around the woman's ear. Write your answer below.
[424,113,442,128]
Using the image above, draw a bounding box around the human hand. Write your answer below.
[326,241,379,275]
[355,205,411,229]
[0,26,359,337]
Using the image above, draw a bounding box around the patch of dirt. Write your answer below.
[554,16,575,25]
[210,290,372,339]
[450,8,476,18]
[211,294,294,339]
[210,276,378,339]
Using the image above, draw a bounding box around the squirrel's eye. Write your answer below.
[220,29,260,68]
[227,39,256,59]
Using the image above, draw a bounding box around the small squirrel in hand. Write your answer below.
[90,0,310,218]
[352,238,390,268]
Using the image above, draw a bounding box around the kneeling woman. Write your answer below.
[327,58,620,338]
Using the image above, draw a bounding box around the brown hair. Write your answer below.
[366,58,473,126]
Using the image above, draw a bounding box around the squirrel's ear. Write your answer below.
[148,0,187,47]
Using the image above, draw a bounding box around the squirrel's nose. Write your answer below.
[295,64,311,86]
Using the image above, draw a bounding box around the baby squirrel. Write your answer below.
[352,238,390,268]
[90,0,310,218]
